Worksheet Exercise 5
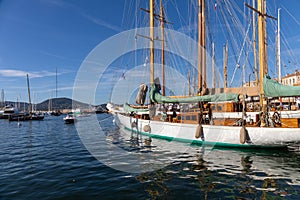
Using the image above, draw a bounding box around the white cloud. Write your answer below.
[0,69,58,78]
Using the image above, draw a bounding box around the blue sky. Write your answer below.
[1,0,300,105]
[0,0,125,104]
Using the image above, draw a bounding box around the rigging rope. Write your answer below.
[230,18,252,86]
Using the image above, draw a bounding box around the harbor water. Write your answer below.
[1,113,300,199]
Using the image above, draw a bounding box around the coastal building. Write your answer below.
[281,70,300,109]
[241,70,300,87]
[242,81,257,87]
[282,69,300,86]
[239,70,300,110]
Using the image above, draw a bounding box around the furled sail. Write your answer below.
[135,83,148,105]
[123,103,149,113]
[149,84,239,104]
[263,75,300,97]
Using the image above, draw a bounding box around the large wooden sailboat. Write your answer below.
[112,0,300,148]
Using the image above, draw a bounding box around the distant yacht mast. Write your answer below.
[0,89,4,107]
[27,74,32,113]
[56,67,58,98]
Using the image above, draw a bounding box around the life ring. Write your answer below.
[272,111,281,124]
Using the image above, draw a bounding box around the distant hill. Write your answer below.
[37,97,90,110]
[1,98,105,111]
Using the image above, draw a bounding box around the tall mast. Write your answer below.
[27,74,32,113]
[258,0,267,125]
[150,0,155,85]
[212,42,215,88]
[263,0,268,74]
[160,0,165,95]
[247,0,275,118]
[198,0,206,92]
[223,43,228,89]
[201,0,206,89]
[277,8,281,83]
[197,0,202,92]
[252,0,258,87]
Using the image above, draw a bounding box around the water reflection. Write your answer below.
[113,127,300,198]
[93,114,300,198]
[1,114,299,199]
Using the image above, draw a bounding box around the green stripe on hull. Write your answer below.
[124,126,287,149]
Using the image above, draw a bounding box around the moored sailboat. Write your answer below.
[112,0,300,148]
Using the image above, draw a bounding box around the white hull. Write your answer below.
[116,113,300,148]
[63,114,76,124]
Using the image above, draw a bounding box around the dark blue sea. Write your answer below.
[1,113,300,199]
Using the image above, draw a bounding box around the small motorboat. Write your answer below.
[30,113,44,120]
[63,112,76,124]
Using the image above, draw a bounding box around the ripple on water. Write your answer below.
[0,115,300,199]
